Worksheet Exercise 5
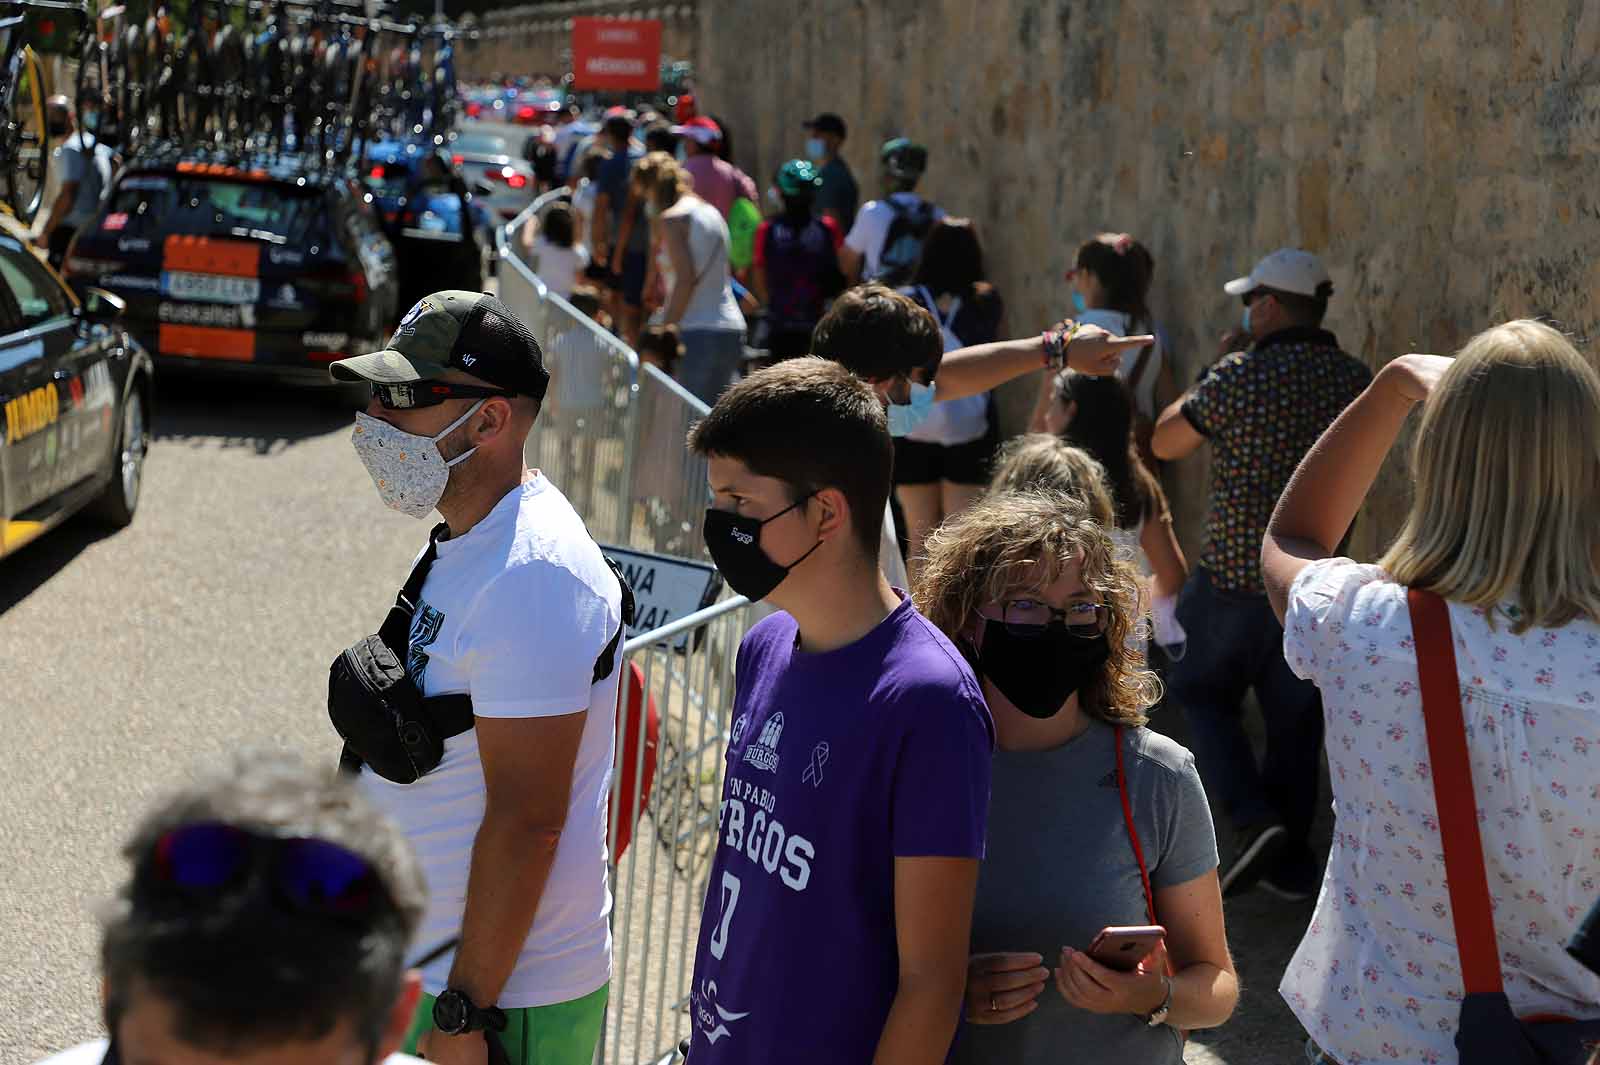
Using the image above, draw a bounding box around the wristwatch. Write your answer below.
[1142,974,1173,1028]
[432,988,508,1036]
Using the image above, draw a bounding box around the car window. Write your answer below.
[453,132,510,156]
[366,160,414,198]
[0,239,70,330]
[102,174,331,245]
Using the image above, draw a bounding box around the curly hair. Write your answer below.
[914,489,1160,726]
[987,433,1117,531]
[631,150,691,210]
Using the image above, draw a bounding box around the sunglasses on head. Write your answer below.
[369,381,516,411]
[141,821,389,921]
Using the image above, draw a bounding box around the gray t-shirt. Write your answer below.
[54,133,112,228]
[953,718,1218,1065]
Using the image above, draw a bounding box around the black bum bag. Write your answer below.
[329,523,633,784]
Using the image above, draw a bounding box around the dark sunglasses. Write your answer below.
[370,381,516,411]
[141,821,389,920]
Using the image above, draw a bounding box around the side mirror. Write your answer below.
[80,286,125,324]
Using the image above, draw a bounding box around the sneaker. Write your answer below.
[1220,821,1286,897]
[1260,846,1322,902]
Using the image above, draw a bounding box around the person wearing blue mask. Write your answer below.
[811,283,1154,583]
[801,112,858,230]
[1150,249,1370,905]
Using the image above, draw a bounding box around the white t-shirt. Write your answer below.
[358,476,624,1009]
[844,192,946,281]
[1074,308,1165,421]
[529,236,589,301]
[572,180,598,245]
[1280,558,1600,1065]
[34,1042,425,1065]
[900,286,988,447]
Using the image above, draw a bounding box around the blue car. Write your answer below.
[362,140,495,311]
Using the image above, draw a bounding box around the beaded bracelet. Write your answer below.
[1041,320,1082,369]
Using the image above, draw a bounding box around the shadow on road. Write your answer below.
[0,519,113,617]
[151,374,359,455]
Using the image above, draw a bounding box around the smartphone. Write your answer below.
[1086,924,1166,972]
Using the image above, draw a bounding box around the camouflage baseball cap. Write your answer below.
[330,290,550,400]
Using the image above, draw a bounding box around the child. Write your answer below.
[636,323,683,379]
[684,357,993,1063]
[523,201,589,301]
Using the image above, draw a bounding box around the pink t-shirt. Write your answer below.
[682,153,757,220]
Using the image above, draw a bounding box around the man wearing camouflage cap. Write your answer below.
[330,291,624,1065]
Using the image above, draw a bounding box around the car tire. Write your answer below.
[88,383,148,529]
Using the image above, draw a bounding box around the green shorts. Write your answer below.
[402,983,609,1065]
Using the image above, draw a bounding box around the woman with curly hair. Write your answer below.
[915,489,1237,1065]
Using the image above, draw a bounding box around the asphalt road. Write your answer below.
[0,359,1324,1061]
[0,376,422,1064]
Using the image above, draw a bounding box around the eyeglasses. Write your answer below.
[369,381,515,411]
[140,822,389,921]
[982,598,1109,640]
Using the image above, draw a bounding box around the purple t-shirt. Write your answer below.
[687,596,994,1062]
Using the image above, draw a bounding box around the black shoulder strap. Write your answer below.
[592,555,636,685]
[378,522,449,654]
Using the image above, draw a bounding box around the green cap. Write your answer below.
[329,290,549,399]
[775,158,822,198]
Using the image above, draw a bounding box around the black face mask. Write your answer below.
[702,493,820,601]
[978,620,1111,720]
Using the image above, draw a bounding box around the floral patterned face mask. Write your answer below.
[350,400,484,519]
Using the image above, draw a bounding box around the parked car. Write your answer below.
[446,129,537,224]
[61,154,398,389]
[0,213,153,559]
[363,138,496,303]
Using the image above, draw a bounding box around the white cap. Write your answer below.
[1223,248,1330,298]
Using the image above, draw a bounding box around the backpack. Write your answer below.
[872,197,937,286]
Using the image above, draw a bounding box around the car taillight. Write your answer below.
[487,166,527,189]
[517,106,535,120]
[452,154,463,166]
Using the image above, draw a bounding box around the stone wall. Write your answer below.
[464,1,699,81]
[695,0,1597,561]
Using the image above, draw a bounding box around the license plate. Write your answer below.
[160,271,260,304]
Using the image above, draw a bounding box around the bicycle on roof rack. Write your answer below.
[74,0,444,176]
[0,0,87,223]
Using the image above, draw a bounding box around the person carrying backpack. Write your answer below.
[841,138,944,287]
[753,158,845,361]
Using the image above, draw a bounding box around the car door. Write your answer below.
[0,237,104,512]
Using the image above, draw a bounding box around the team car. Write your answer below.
[0,213,153,560]
[62,155,398,388]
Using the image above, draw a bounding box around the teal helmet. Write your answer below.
[880,137,928,181]
[775,158,822,198]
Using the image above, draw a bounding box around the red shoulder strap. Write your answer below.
[1114,725,1158,925]
[1407,588,1505,994]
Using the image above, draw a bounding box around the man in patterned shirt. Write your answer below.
[1151,249,1370,901]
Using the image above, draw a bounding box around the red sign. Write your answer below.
[570,17,661,92]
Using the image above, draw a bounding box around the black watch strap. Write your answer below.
[433,988,508,1035]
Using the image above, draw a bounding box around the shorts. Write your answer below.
[402,983,608,1065]
[617,250,648,308]
[893,435,994,486]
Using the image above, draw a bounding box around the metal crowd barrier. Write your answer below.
[497,204,756,1065]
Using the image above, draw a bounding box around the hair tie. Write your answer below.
[1112,234,1134,255]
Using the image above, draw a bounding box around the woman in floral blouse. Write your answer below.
[1262,319,1600,1064]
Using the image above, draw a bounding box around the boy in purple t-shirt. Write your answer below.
[685,358,994,1063]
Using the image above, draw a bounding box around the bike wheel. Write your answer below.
[4,46,50,224]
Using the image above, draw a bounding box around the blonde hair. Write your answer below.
[988,433,1117,530]
[1379,319,1600,632]
[914,489,1160,726]
[631,150,691,210]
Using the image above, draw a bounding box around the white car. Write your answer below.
[449,130,537,225]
